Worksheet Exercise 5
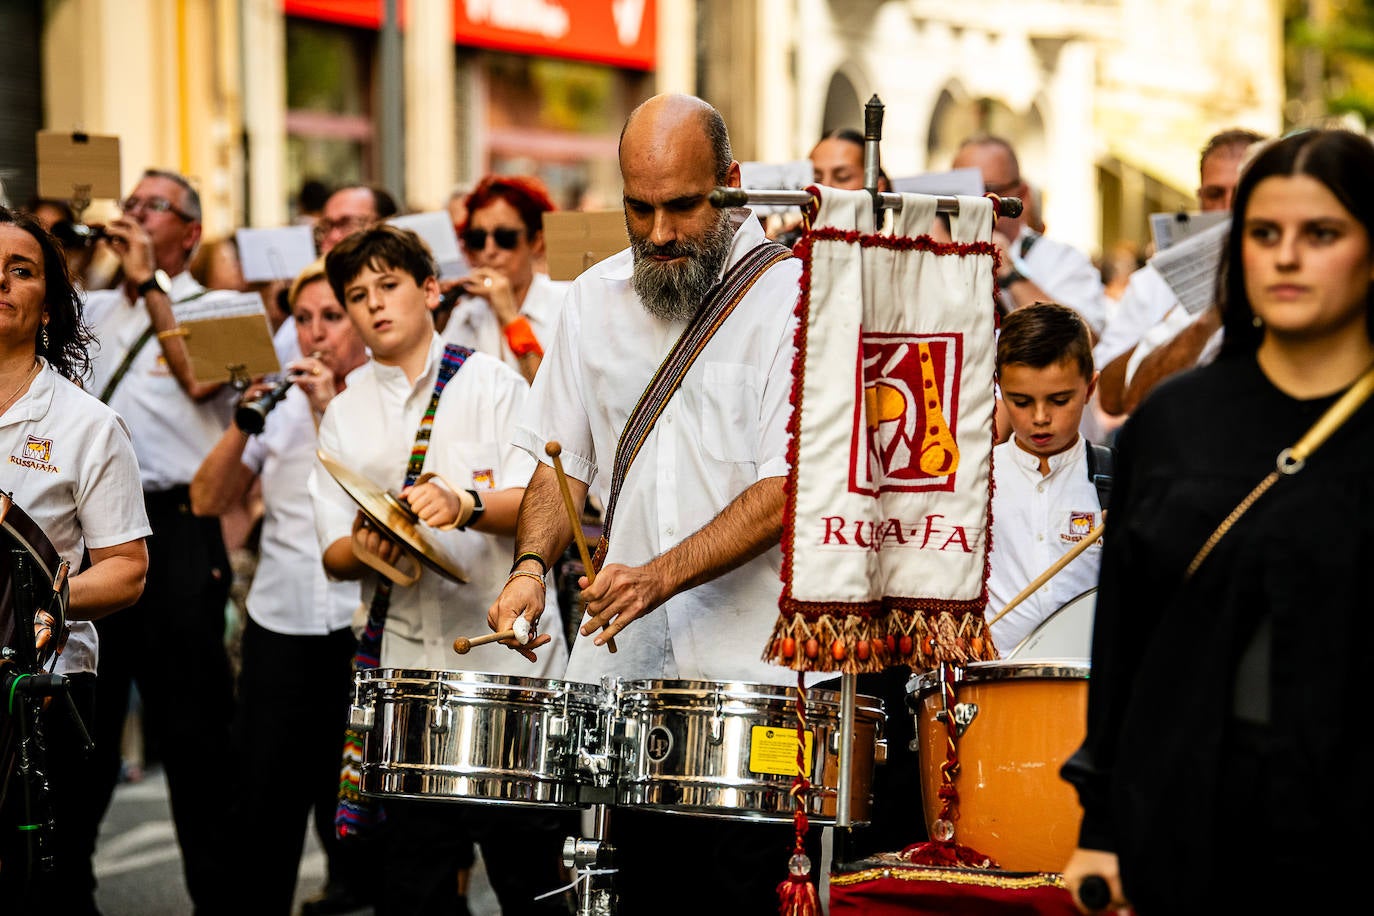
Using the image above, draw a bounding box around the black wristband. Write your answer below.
[511,551,547,575]
[999,268,1028,288]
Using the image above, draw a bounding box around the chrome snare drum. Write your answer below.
[352,669,603,807]
[612,679,885,824]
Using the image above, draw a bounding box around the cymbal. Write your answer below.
[316,450,468,583]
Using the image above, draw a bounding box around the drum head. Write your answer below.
[1005,587,1096,661]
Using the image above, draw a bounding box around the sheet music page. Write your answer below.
[891,167,985,197]
[738,160,813,215]
[236,225,317,282]
[1148,218,1230,316]
[176,290,269,321]
[1148,210,1230,253]
[388,211,469,279]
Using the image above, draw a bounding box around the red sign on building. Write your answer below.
[284,0,657,71]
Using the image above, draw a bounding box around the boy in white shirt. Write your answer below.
[307,224,572,915]
[987,302,1105,655]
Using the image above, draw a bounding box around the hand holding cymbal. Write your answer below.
[454,616,531,655]
[545,441,617,653]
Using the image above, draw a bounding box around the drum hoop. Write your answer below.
[358,668,605,702]
[617,678,884,716]
[908,659,1090,695]
[1,519,61,586]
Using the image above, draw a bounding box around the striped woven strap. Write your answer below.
[336,342,472,839]
[352,341,472,666]
[594,241,793,567]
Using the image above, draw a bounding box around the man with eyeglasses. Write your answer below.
[952,135,1108,337]
[314,184,399,255]
[80,167,239,914]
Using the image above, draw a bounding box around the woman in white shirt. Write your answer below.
[440,174,568,383]
[0,205,150,915]
[189,258,372,914]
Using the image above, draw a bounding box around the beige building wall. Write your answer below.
[43,0,245,237]
[735,0,1285,256]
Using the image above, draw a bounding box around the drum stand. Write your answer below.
[562,802,617,916]
[1,550,94,889]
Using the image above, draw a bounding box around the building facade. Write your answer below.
[27,0,1281,257]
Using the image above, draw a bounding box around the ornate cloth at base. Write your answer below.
[770,188,1001,675]
[830,859,1087,916]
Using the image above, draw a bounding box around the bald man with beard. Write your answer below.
[489,92,822,910]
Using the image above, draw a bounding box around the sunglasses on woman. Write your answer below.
[462,227,523,251]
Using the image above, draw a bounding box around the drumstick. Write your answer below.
[987,521,1105,630]
[545,441,617,653]
[453,616,530,655]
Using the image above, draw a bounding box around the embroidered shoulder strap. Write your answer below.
[592,240,793,568]
[98,288,210,404]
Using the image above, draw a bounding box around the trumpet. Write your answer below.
[233,352,322,435]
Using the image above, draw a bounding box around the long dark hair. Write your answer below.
[0,205,94,382]
[1218,129,1374,356]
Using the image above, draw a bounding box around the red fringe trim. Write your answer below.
[764,608,999,674]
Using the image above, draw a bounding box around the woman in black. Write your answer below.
[1061,129,1374,913]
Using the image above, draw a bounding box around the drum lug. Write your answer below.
[874,738,888,765]
[612,716,638,743]
[709,714,724,744]
[348,703,373,732]
[428,703,454,733]
[934,702,978,738]
[548,714,570,742]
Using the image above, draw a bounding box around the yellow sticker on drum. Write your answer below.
[749,726,813,777]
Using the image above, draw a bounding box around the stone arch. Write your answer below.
[821,69,865,136]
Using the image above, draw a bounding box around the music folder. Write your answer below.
[543,210,629,281]
[35,131,122,203]
[173,291,282,384]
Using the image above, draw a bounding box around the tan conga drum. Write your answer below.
[909,659,1087,873]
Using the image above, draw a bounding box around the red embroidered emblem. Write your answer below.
[850,332,963,495]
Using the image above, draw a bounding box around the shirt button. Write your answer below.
[1037,484,1045,493]
[666,527,675,537]
[1037,533,1044,542]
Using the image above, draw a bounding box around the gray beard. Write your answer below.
[629,213,734,322]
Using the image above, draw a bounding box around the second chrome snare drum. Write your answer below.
[352,669,603,807]
[612,679,885,824]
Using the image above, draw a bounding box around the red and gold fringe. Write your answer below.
[764,608,1000,674]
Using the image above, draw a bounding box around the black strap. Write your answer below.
[98,288,210,404]
[1085,442,1115,511]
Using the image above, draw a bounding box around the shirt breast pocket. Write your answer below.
[699,362,760,463]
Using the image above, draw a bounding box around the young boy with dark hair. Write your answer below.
[307,224,573,915]
[987,301,1106,655]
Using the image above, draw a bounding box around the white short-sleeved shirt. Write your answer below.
[308,334,566,675]
[1092,264,1179,369]
[986,436,1103,654]
[1011,229,1109,336]
[84,272,236,490]
[441,272,569,375]
[241,388,359,635]
[1124,305,1224,387]
[515,212,805,687]
[1,361,152,675]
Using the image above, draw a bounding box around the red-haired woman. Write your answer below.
[442,174,566,383]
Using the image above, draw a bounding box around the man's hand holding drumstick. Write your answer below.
[487,443,619,657]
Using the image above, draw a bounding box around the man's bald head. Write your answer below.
[620,94,733,185]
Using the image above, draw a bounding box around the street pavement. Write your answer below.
[93,766,499,915]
